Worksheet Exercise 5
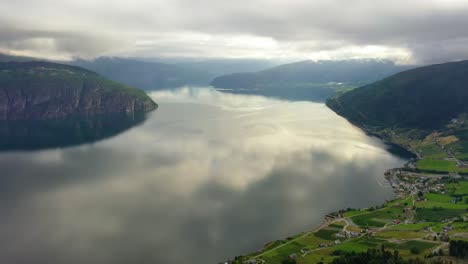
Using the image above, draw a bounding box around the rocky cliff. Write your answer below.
[0,61,157,120]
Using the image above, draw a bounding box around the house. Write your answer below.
[392,219,401,224]
[334,240,341,245]
[289,253,297,259]
[335,233,346,238]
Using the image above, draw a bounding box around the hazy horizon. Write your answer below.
[2,0,468,65]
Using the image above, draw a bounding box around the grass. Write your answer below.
[424,193,454,203]
[417,200,467,210]
[314,229,339,241]
[295,233,334,249]
[416,159,457,172]
[343,210,365,217]
[351,206,403,227]
[329,221,346,229]
[418,143,447,159]
[300,249,335,264]
[259,241,305,263]
[333,237,386,253]
[416,193,468,210]
[387,223,434,231]
[456,153,468,161]
[383,240,439,258]
[447,222,468,235]
[415,208,466,222]
[376,230,426,240]
[446,181,468,196]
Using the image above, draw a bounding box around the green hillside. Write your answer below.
[0,61,157,120]
[327,60,468,129]
[327,60,468,174]
[211,59,412,101]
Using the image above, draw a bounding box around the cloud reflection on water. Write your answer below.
[0,87,407,264]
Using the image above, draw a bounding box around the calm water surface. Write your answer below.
[0,88,409,264]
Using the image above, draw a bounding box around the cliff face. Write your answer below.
[0,61,157,120]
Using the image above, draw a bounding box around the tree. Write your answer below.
[410,247,421,254]
[449,240,468,258]
[281,259,296,264]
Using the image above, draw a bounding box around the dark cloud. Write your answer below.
[0,0,468,63]
[0,24,125,59]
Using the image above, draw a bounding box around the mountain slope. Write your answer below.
[0,61,157,120]
[71,57,213,90]
[174,59,278,76]
[327,60,468,129]
[211,59,412,101]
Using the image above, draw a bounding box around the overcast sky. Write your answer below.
[1,0,468,64]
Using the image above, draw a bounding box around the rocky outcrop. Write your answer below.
[0,61,157,120]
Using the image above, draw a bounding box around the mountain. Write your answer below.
[211,59,413,101]
[1,55,280,90]
[326,60,468,130]
[71,57,214,90]
[0,61,157,120]
[173,59,279,76]
[0,53,39,62]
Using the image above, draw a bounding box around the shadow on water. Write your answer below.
[383,142,416,160]
[0,112,150,151]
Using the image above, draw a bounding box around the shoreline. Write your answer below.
[233,114,458,259]
[236,122,421,263]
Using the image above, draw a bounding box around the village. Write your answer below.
[230,167,468,264]
[384,168,454,198]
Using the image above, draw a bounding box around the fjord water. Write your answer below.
[0,88,409,264]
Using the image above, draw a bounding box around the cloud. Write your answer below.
[1,0,468,63]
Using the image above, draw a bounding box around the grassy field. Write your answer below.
[387,222,434,231]
[415,208,466,222]
[416,159,457,172]
[343,209,366,217]
[416,193,467,210]
[350,206,404,227]
[388,240,439,258]
[376,230,426,240]
[446,181,468,195]
[418,143,447,159]
[455,153,468,161]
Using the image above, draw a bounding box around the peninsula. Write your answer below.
[0,61,157,120]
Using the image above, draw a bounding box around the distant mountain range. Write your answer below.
[70,57,214,90]
[327,60,468,129]
[0,54,280,91]
[1,54,417,102]
[173,59,279,77]
[211,59,414,101]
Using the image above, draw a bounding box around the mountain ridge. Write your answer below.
[326,59,468,130]
[0,61,157,120]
